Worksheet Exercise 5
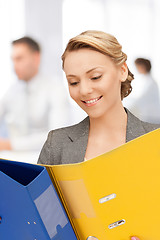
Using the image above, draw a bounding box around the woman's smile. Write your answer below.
[81,96,103,106]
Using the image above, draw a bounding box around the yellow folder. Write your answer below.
[44,128,160,240]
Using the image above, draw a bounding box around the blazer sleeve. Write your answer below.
[37,129,63,165]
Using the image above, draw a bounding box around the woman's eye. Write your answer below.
[91,75,102,80]
[69,82,79,86]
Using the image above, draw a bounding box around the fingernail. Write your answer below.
[131,237,137,240]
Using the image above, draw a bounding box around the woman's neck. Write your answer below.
[89,103,127,134]
[85,103,128,160]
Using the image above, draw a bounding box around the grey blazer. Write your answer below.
[38,109,160,165]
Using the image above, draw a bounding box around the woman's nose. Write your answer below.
[79,80,93,96]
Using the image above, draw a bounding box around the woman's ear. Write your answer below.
[120,62,128,82]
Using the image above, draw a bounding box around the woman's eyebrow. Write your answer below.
[66,74,77,78]
[86,67,103,74]
[66,67,102,78]
[86,67,98,74]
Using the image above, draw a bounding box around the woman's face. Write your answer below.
[64,49,127,119]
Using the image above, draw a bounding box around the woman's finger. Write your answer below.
[131,237,141,240]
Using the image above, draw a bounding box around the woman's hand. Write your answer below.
[131,237,140,240]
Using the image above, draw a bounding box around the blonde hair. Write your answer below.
[62,30,134,100]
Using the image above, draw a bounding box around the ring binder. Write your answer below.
[0,159,77,240]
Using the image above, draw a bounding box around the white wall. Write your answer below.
[0,0,25,99]
[25,0,63,80]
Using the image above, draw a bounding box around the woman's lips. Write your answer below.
[81,96,102,106]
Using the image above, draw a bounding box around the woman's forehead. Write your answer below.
[64,49,113,73]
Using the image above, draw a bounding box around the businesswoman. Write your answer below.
[38,30,160,240]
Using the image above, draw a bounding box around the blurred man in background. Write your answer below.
[0,36,71,153]
[123,58,160,123]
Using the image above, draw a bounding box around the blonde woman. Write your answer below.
[38,31,160,240]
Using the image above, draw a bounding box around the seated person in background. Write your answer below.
[38,30,160,240]
[123,57,160,123]
[0,36,71,152]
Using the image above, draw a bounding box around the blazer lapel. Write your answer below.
[126,109,146,142]
[61,135,89,164]
[61,117,89,164]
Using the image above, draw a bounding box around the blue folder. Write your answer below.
[0,159,77,240]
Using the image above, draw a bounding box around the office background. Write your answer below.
[0,0,160,98]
